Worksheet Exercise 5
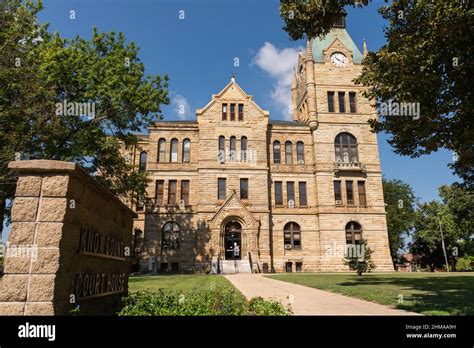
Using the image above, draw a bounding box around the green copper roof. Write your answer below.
[311,28,363,64]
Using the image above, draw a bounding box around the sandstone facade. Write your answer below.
[128,24,393,274]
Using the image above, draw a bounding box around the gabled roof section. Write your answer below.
[311,28,363,64]
[209,189,258,225]
[196,77,269,117]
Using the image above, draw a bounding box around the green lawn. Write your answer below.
[128,274,239,293]
[267,272,474,316]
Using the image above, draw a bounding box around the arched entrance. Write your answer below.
[224,221,242,260]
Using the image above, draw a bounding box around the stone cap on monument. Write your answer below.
[8,160,137,218]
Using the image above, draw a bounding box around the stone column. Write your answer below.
[0,160,136,315]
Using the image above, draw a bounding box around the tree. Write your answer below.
[410,184,473,271]
[438,184,474,258]
[279,0,369,40]
[0,0,169,236]
[355,0,474,187]
[343,238,376,276]
[382,178,417,265]
[410,201,457,271]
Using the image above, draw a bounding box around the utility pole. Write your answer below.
[439,217,450,272]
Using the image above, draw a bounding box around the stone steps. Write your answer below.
[220,260,252,274]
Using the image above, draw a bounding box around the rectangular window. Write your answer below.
[358,181,367,206]
[222,103,227,120]
[346,180,354,205]
[338,92,346,113]
[160,263,168,272]
[334,180,342,204]
[181,180,190,206]
[285,262,292,273]
[218,178,226,200]
[238,103,244,121]
[327,91,335,112]
[240,178,248,199]
[275,181,283,205]
[287,182,295,204]
[298,182,307,206]
[168,180,177,205]
[230,103,235,121]
[155,180,164,205]
[349,92,357,113]
[296,262,303,272]
[171,263,179,272]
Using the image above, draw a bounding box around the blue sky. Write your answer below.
[1,0,460,241]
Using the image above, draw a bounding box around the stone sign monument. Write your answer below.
[0,160,136,315]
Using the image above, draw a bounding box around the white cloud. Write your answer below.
[253,42,303,119]
[171,94,192,120]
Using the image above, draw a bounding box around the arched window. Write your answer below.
[218,136,225,163]
[345,221,362,244]
[162,222,180,250]
[182,139,191,162]
[296,141,304,164]
[284,222,301,250]
[158,139,166,162]
[170,138,178,162]
[285,141,293,164]
[230,136,236,161]
[273,141,281,164]
[139,151,147,172]
[240,136,247,162]
[335,133,358,163]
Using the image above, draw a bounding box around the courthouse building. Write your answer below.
[126,20,393,273]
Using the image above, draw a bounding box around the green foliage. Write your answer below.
[382,178,417,263]
[455,256,474,272]
[355,0,474,187]
[0,0,169,231]
[343,239,376,276]
[410,184,473,271]
[411,201,456,271]
[118,289,291,316]
[248,296,292,316]
[279,0,369,40]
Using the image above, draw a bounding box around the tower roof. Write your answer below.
[310,28,363,64]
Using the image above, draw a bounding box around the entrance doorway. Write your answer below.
[224,221,242,260]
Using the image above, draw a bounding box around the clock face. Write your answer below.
[331,52,348,67]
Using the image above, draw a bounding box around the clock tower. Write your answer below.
[291,21,394,271]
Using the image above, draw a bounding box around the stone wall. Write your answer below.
[0,160,136,315]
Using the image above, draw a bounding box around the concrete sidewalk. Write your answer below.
[224,274,420,315]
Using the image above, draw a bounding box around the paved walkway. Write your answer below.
[224,274,420,315]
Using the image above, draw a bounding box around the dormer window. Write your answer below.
[230,104,236,121]
[222,104,227,121]
[238,103,244,121]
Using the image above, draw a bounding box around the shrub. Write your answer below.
[248,296,292,316]
[343,238,376,276]
[455,256,474,272]
[118,289,291,316]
